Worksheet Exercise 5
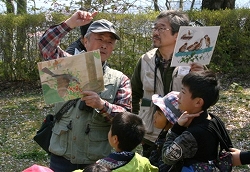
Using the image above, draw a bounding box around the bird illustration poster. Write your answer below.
[171,26,220,67]
[37,50,104,104]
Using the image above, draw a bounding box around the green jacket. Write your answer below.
[73,153,159,172]
[113,153,158,172]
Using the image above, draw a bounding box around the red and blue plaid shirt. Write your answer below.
[38,22,132,121]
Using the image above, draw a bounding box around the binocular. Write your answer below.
[78,101,93,112]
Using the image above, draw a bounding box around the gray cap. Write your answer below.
[86,19,120,40]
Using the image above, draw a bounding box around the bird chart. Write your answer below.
[171,26,220,67]
[37,50,104,104]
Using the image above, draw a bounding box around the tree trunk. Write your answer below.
[17,0,27,14]
[16,0,27,79]
[165,0,170,10]
[202,0,235,10]
[153,0,160,11]
[190,0,196,10]
[179,0,184,10]
[5,0,15,13]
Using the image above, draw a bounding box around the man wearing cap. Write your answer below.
[38,10,131,172]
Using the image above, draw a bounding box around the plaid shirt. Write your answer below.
[38,22,132,120]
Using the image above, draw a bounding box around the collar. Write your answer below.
[189,110,209,126]
[97,151,135,170]
[156,49,173,61]
[102,61,107,74]
[155,49,172,68]
[77,38,86,51]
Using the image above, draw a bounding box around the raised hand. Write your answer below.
[81,91,105,110]
[65,10,98,29]
[177,111,203,127]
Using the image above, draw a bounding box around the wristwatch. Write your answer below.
[95,102,106,114]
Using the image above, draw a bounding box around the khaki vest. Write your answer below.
[139,48,182,142]
[49,66,123,164]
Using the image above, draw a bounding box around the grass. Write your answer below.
[0,77,249,171]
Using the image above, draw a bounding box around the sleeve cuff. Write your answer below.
[95,101,108,114]
[61,22,73,32]
[240,151,250,165]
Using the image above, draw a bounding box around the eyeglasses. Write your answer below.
[152,27,171,33]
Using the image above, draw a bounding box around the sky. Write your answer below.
[0,0,249,14]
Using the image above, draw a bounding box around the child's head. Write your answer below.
[109,112,145,152]
[152,91,181,130]
[83,163,111,172]
[179,70,219,112]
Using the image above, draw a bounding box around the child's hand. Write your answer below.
[229,148,242,166]
[177,111,203,127]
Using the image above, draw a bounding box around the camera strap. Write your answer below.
[55,98,80,122]
[154,54,161,94]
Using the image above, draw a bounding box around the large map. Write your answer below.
[38,50,104,104]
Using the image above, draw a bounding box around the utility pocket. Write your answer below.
[86,126,111,160]
[139,106,154,134]
[142,71,154,91]
[49,119,71,155]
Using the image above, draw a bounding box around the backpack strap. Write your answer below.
[154,54,161,93]
[54,98,79,122]
[202,113,233,151]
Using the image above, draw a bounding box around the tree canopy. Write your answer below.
[0,0,241,15]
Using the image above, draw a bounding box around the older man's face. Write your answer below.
[152,18,177,49]
[84,32,116,62]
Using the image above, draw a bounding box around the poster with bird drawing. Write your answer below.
[171,26,220,67]
[37,50,104,104]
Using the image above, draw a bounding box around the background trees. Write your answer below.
[0,0,242,15]
[202,0,235,10]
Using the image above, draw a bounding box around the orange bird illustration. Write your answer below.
[179,43,188,52]
[194,38,204,50]
[204,35,211,47]
[42,67,80,97]
[187,42,199,51]
[180,30,193,40]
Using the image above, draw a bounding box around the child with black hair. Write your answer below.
[74,112,158,172]
[96,112,158,171]
[149,91,182,172]
[162,70,233,171]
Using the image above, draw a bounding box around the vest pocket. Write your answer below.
[86,126,111,160]
[138,106,155,134]
[142,71,154,91]
[49,120,70,155]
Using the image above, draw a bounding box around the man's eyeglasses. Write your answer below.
[152,27,171,33]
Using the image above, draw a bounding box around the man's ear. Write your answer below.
[83,37,88,47]
[174,33,178,40]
